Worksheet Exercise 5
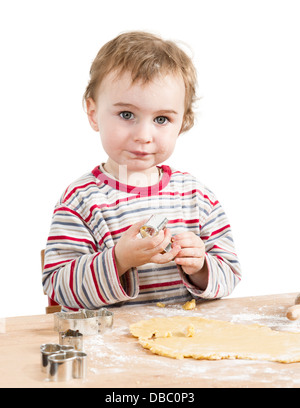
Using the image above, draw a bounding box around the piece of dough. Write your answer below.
[130,316,300,363]
[182,299,196,310]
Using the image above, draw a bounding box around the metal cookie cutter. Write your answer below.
[54,308,113,336]
[72,351,88,379]
[47,350,88,382]
[47,351,76,382]
[140,214,172,253]
[59,329,83,351]
[97,308,114,332]
[40,343,74,373]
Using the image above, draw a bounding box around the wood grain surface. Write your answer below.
[0,293,299,388]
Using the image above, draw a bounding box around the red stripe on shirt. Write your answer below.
[51,271,57,300]
[112,247,130,298]
[85,196,140,223]
[202,225,231,241]
[211,244,237,256]
[44,259,73,270]
[90,253,108,304]
[63,182,95,203]
[54,207,86,224]
[168,218,200,225]
[211,225,231,236]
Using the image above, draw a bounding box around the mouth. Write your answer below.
[129,151,152,157]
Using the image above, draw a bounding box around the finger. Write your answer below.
[173,238,198,249]
[175,256,204,271]
[176,248,204,258]
[175,256,204,265]
[173,232,201,240]
[151,244,181,264]
[126,218,149,237]
[173,235,204,249]
[162,228,172,244]
[173,232,193,240]
[142,226,173,249]
[141,229,165,249]
[155,228,173,253]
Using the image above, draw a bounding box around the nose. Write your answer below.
[133,122,153,144]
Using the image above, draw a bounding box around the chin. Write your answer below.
[126,159,156,169]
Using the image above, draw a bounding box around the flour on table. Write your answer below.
[85,303,300,386]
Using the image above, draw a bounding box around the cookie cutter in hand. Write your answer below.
[140,214,172,253]
[54,308,114,336]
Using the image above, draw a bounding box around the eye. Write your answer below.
[154,116,169,125]
[120,111,134,120]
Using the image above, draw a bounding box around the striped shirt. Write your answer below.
[43,164,241,311]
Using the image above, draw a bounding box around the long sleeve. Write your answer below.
[43,166,241,309]
[42,200,139,310]
[180,192,242,299]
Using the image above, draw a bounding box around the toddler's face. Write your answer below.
[87,70,185,176]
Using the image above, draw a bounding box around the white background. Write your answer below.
[0,0,299,318]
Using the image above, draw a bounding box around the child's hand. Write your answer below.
[114,219,181,276]
[172,232,206,276]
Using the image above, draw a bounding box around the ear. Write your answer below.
[86,98,99,132]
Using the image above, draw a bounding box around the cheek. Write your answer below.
[101,134,121,152]
[99,122,124,149]
[157,136,178,156]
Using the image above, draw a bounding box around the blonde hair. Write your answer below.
[83,31,197,133]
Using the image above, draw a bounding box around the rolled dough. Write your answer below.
[130,316,300,363]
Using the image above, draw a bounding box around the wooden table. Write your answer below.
[0,293,300,388]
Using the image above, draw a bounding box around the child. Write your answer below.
[43,31,241,311]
